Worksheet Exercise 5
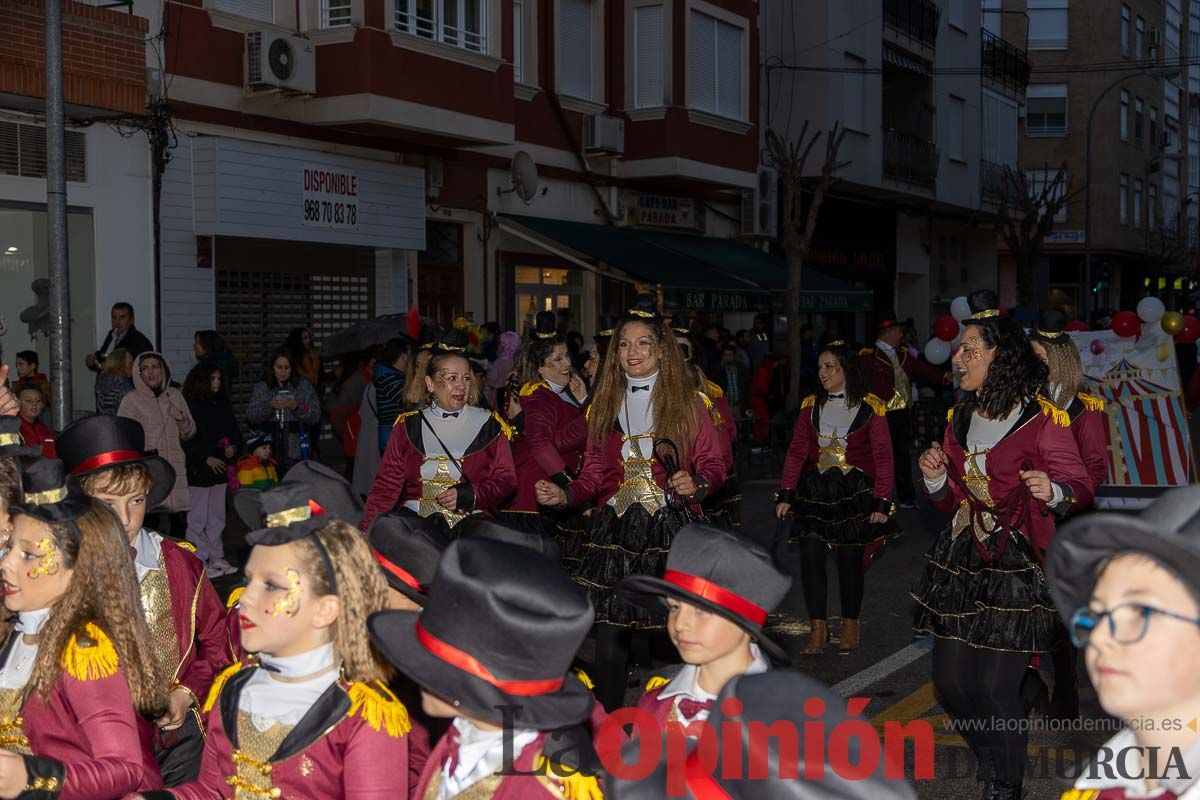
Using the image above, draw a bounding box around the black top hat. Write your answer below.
[1031,308,1069,343]
[607,670,917,800]
[622,293,663,325]
[0,417,41,461]
[456,516,563,564]
[431,329,469,355]
[282,461,363,525]
[618,524,791,665]
[1048,486,1200,625]
[57,415,176,510]
[367,512,449,605]
[367,538,595,729]
[532,311,558,341]
[966,289,1002,321]
[234,482,333,547]
[12,459,95,525]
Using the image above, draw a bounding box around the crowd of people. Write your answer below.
[0,289,1192,800]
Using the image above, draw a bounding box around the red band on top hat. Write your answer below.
[309,500,326,516]
[662,570,768,626]
[685,749,731,799]
[70,450,145,475]
[373,550,422,592]
[415,622,565,696]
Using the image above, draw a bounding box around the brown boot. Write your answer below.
[802,620,828,655]
[839,618,861,654]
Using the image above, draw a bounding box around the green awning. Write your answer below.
[499,213,872,311]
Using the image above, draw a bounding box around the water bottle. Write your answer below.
[299,426,311,461]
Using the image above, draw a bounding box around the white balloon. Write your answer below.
[1136,296,1166,324]
[924,337,952,365]
[950,296,972,322]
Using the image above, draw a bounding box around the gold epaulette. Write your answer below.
[801,395,815,410]
[534,754,604,800]
[1078,393,1105,413]
[947,407,955,422]
[520,381,548,398]
[864,394,886,417]
[573,668,594,690]
[859,347,874,356]
[393,410,418,428]
[492,411,514,440]
[203,662,245,713]
[1058,790,1099,800]
[1037,396,1071,427]
[697,391,714,411]
[225,586,244,610]
[645,675,670,692]
[705,380,725,399]
[348,681,411,738]
[61,623,118,681]
[176,541,197,554]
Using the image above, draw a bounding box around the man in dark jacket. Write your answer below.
[86,302,154,372]
[715,344,750,420]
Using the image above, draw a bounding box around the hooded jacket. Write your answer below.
[118,351,197,512]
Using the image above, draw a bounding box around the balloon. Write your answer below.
[1111,311,1141,338]
[1178,316,1200,345]
[1137,296,1166,324]
[950,296,972,322]
[934,316,959,342]
[924,338,952,365]
[1090,340,1106,355]
[1065,320,1089,332]
[1161,311,1186,336]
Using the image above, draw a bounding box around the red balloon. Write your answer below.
[1090,340,1106,355]
[934,316,959,342]
[1178,316,1200,345]
[1065,320,1089,332]
[1111,310,1141,338]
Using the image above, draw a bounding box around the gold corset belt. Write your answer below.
[0,686,29,755]
[229,710,293,800]
[817,433,854,475]
[952,451,998,545]
[614,435,665,517]
[419,456,468,528]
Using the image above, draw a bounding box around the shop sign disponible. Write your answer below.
[303,167,360,231]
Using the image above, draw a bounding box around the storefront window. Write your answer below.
[515,264,582,333]
[0,204,96,413]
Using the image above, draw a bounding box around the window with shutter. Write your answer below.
[1028,0,1068,50]
[843,54,866,132]
[715,18,741,118]
[212,0,273,22]
[321,0,351,27]
[947,96,965,161]
[560,0,593,99]
[688,10,743,120]
[634,5,663,108]
[394,0,485,52]
[0,123,86,182]
[1026,84,1068,136]
[514,0,524,83]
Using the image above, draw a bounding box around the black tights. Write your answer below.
[796,540,866,620]
[593,625,653,712]
[932,638,1029,783]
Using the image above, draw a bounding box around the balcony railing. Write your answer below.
[884,0,940,49]
[982,30,1031,93]
[883,128,940,188]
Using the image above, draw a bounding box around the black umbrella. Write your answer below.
[323,314,413,358]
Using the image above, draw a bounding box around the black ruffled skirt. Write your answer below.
[394,506,457,539]
[494,510,590,571]
[703,471,742,529]
[789,467,900,546]
[572,503,694,627]
[911,523,1061,653]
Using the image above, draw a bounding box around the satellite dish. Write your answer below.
[497,151,542,205]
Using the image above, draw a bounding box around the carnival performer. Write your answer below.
[0,459,167,798]
[775,341,897,656]
[1029,309,1108,722]
[141,479,419,800]
[536,294,726,711]
[911,290,1094,800]
[58,414,229,786]
[502,311,590,565]
[360,334,517,535]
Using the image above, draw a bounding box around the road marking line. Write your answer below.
[832,643,931,697]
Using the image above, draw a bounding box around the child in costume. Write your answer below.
[1048,487,1200,800]
[235,432,278,491]
[0,459,167,797]
[368,536,600,799]
[618,523,791,730]
[137,478,419,800]
[58,415,229,786]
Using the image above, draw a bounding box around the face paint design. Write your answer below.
[26,538,58,580]
[269,568,301,617]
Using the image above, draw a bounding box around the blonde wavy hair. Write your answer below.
[587,318,697,458]
[402,348,433,411]
[298,521,392,683]
[2,503,168,714]
[1035,336,1085,409]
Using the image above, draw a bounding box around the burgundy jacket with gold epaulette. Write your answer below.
[509,382,588,513]
[858,345,947,404]
[159,541,235,708]
[1067,392,1109,497]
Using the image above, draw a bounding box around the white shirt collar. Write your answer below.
[656,644,770,721]
[443,718,540,797]
[14,608,50,635]
[875,339,896,356]
[544,377,566,393]
[626,372,659,392]
[257,641,336,678]
[132,528,163,579]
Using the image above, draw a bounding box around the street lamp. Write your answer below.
[1084,66,1180,316]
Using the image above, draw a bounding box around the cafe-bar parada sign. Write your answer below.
[634,194,704,231]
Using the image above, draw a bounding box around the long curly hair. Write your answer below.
[4,503,168,714]
[402,349,433,410]
[815,343,869,408]
[1032,335,1084,409]
[587,317,697,458]
[957,317,1049,419]
[298,521,392,683]
[516,336,567,387]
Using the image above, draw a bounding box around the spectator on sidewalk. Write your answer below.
[330,350,375,480]
[16,385,55,459]
[95,348,134,416]
[181,362,241,578]
[14,350,50,415]
[246,349,320,473]
[374,336,412,453]
[715,344,750,421]
[193,329,240,385]
[85,301,153,378]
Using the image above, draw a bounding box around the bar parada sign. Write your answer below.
[633,194,704,231]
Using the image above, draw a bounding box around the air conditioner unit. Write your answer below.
[741,166,779,239]
[246,30,315,95]
[583,114,625,156]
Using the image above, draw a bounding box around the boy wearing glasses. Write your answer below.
[1047,487,1200,799]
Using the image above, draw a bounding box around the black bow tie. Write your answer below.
[828,393,845,399]
[631,385,650,393]
[441,411,460,418]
